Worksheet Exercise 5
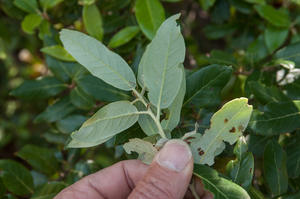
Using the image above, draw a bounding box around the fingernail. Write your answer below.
[157,139,192,171]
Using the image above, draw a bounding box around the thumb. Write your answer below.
[128,139,194,199]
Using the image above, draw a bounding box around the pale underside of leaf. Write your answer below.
[191,98,253,166]
[60,29,136,91]
[71,101,139,142]
[68,136,114,148]
[123,138,158,165]
[144,13,185,109]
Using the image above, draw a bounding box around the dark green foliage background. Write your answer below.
[1,0,300,198]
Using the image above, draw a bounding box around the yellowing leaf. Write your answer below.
[190,98,253,166]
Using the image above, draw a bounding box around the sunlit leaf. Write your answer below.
[108,26,140,48]
[41,45,76,62]
[21,13,42,34]
[83,3,103,41]
[13,0,38,13]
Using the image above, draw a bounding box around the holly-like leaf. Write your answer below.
[135,0,165,40]
[144,14,185,109]
[264,139,288,196]
[71,101,139,143]
[9,77,67,100]
[0,160,34,196]
[190,98,253,166]
[15,145,60,176]
[40,45,76,62]
[249,101,300,135]
[226,136,254,191]
[183,65,232,108]
[193,164,250,199]
[60,29,136,91]
[123,138,158,165]
[161,67,186,132]
[82,3,103,41]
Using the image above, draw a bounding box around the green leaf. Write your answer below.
[40,45,76,62]
[30,171,48,189]
[274,42,300,68]
[263,139,288,195]
[193,164,250,199]
[286,140,300,178]
[0,160,34,196]
[70,86,95,110]
[38,20,51,40]
[9,77,67,100]
[56,115,88,134]
[144,14,185,109]
[40,0,64,10]
[13,0,38,13]
[34,96,77,123]
[254,5,291,28]
[67,135,114,148]
[114,123,147,145]
[60,29,136,91]
[21,13,42,34]
[75,74,131,102]
[248,186,265,199]
[274,191,300,199]
[161,68,186,132]
[83,3,103,41]
[135,101,158,136]
[246,134,270,157]
[247,34,269,62]
[15,145,59,176]
[248,81,290,105]
[226,136,254,191]
[204,23,237,40]
[249,101,300,135]
[30,182,67,199]
[183,65,232,108]
[264,25,289,54]
[0,177,5,196]
[45,55,88,83]
[137,43,151,88]
[72,101,139,143]
[244,0,265,4]
[190,98,253,166]
[108,26,140,48]
[200,50,238,68]
[123,138,158,165]
[135,0,165,40]
[198,0,216,10]
[283,77,300,100]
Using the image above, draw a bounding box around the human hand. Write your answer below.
[54,139,214,199]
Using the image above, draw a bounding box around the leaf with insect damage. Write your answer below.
[190,98,253,166]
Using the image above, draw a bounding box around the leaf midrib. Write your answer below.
[199,103,247,164]
[63,31,134,90]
